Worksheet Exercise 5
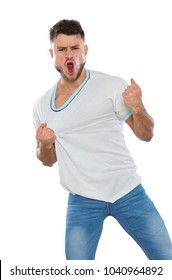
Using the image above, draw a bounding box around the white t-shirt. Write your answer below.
[33,70,141,203]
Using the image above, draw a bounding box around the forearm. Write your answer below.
[36,142,57,167]
[130,107,154,141]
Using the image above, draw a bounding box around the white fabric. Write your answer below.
[33,70,141,202]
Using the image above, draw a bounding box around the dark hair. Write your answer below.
[49,19,85,42]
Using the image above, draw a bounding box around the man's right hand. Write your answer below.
[36,123,56,148]
[36,123,57,166]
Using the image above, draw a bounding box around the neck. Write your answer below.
[59,69,87,91]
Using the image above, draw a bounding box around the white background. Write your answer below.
[0,0,171,277]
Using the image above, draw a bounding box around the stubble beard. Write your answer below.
[55,63,85,82]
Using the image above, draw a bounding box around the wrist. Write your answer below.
[131,105,146,115]
[39,141,55,150]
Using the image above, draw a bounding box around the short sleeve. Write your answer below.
[113,78,132,121]
[32,99,41,130]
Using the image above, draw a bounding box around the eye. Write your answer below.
[58,48,65,52]
[72,46,80,50]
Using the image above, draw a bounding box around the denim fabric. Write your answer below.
[65,184,172,260]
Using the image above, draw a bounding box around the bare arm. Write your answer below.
[123,79,154,142]
[36,123,57,167]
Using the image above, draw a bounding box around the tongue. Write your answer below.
[67,63,74,74]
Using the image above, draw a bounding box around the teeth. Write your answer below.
[67,63,73,69]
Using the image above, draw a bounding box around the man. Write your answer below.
[33,19,172,260]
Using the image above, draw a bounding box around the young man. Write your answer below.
[33,19,172,260]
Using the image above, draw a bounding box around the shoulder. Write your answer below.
[88,70,128,86]
[33,85,55,110]
[88,70,128,95]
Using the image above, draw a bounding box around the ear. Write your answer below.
[84,44,88,55]
[49,48,53,58]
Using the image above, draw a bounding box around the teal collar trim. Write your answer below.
[51,69,90,112]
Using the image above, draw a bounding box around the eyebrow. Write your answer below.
[56,44,82,50]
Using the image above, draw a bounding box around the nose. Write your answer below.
[65,48,73,58]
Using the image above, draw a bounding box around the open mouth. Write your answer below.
[67,62,74,74]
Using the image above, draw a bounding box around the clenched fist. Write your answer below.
[36,123,56,147]
[123,78,145,114]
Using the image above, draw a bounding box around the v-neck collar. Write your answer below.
[51,69,90,112]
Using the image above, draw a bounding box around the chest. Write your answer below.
[47,92,116,135]
[41,76,120,132]
[55,89,74,109]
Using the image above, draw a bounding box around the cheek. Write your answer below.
[82,55,86,62]
[76,54,86,64]
[53,54,64,65]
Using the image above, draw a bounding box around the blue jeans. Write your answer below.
[65,184,172,260]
